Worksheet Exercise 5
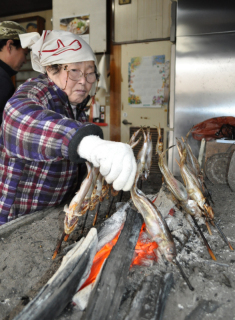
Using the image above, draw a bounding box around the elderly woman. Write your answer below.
[0,30,136,225]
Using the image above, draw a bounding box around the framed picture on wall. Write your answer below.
[60,15,90,44]
[13,16,45,35]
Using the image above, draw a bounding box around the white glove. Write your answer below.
[77,135,137,191]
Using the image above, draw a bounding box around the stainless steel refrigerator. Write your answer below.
[168,0,235,175]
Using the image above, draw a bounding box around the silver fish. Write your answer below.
[131,162,176,262]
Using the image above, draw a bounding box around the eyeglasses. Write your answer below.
[64,65,97,84]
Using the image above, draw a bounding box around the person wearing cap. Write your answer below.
[0,21,28,124]
[0,30,137,225]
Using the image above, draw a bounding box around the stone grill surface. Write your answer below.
[0,174,235,320]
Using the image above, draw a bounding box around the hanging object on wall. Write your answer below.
[53,0,107,53]
[128,55,169,108]
[98,53,109,93]
[59,14,90,44]
[119,0,131,4]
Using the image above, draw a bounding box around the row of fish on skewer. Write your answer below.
[158,126,233,257]
[129,124,233,290]
[54,125,233,288]
[57,126,176,265]
[124,125,232,263]
[130,127,177,263]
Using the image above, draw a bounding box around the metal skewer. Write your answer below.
[203,181,214,205]
[191,215,217,261]
[201,260,229,268]
[107,195,115,217]
[118,190,124,202]
[173,258,194,291]
[81,209,90,235]
[93,202,101,226]
[211,219,234,251]
[205,219,212,235]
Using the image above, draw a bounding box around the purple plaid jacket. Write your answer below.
[0,74,101,225]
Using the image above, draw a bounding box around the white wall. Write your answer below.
[114,0,172,42]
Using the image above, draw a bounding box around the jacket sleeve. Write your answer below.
[2,86,103,162]
[0,73,15,125]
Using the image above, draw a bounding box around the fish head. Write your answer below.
[64,214,79,234]
[205,205,214,220]
[186,200,201,218]
[159,240,177,262]
[64,205,80,234]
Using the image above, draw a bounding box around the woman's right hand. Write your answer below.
[77,135,137,191]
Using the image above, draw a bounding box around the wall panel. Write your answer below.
[114,0,171,43]
[114,0,138,42]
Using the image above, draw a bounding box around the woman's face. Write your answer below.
[49,61,95,105]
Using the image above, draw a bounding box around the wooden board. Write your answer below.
[14,230,98,320]
[125,273,174,320]
[110,44,121,142]
[81,208,143,320]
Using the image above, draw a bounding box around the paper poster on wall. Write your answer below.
[128,55,168,108]
[60,14,90,44]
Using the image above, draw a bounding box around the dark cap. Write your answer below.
[0,21,26,40]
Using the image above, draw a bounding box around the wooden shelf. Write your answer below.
[16,79,30,82]
[17,69,36,72]
[91,122,108,126]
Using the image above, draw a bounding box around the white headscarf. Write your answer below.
[19,30,98,96]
